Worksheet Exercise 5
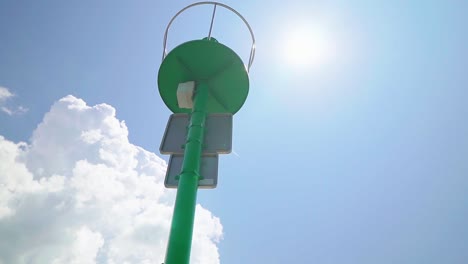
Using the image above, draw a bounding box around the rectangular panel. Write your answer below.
[204,113,233,154]
[164,154,218,189]
[160,113,232,154]
[160,114,189,154]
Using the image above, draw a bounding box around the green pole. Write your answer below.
[165,82,208,264]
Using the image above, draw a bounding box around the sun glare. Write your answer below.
[283,25,335,69]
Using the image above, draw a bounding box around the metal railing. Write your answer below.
[162,2,256,72]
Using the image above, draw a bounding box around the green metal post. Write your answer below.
[165,82,208,264]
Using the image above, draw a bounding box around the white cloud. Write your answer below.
[0,86,28,116]
[51,226,105,264]
[1,106,13,115]
[0,95,222,264]
[0,87,14,101]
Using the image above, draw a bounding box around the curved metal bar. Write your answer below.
[162,1,256,72]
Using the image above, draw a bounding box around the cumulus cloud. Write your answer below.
[0,86,28,116]
[0,95,222,263]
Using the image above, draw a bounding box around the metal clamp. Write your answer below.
[162,1,256,72]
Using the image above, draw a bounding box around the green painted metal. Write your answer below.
[158,38,249,114]
[164,82,209,264]
[160,37,250,263]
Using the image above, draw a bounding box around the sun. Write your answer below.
[283,25,335,69]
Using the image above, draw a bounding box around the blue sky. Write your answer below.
[1,0,468,263]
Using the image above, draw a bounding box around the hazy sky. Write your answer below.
[1,0,467,263]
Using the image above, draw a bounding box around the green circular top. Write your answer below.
[158,38,249,114]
